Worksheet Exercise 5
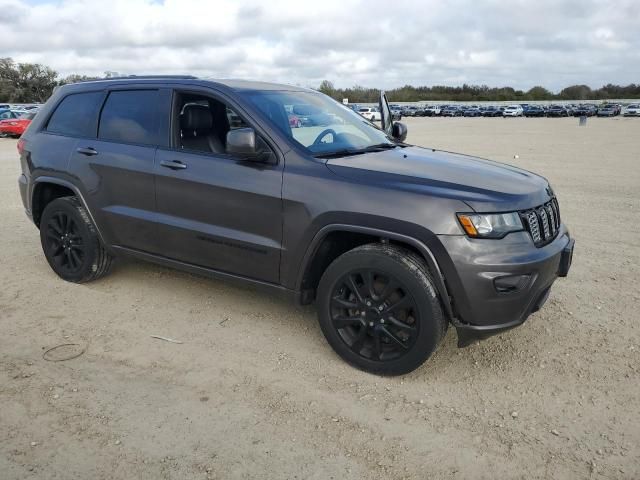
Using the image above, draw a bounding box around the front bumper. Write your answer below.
[438,227,573,346]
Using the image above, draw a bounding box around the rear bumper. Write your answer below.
[437,228,574,346]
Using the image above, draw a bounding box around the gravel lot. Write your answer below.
[1,117,639,479]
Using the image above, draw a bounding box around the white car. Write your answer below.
[503,105,524,117]
[358,107,381,122]
[623,104,640,117]
[425,105,442,115]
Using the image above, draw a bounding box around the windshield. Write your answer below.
[245,90,394,156]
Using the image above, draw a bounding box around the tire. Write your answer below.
[39,196,113,283]
[317,243,447,375]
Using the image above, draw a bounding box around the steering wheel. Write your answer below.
[312,128,338,146]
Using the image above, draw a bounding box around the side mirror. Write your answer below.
[392,122,407,142]
[226,127,257,156]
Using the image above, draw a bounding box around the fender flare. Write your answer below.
[295,223,455,321]
[31,176,107,245]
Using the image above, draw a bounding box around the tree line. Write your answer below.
[319,80,640,103]
[2,57,639,104]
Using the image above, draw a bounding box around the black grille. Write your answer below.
[520,198,561,247]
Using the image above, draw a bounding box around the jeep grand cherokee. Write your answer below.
[17,76,574,375]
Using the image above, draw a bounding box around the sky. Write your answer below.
[1,0,639,91]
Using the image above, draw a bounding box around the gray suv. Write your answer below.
[17,76,574,375]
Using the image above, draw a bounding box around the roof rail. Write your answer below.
[101,75,198,80]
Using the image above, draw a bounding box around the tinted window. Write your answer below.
[98,90,159,145]
[47,92,102,137]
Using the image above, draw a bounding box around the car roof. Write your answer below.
[61,76,313,94]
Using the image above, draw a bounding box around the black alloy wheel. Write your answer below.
[317,243,447,375]
[329,269,419,362]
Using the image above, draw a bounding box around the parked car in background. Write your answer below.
[358,107,381,122]
[389,105,403,120]
[288,114,303,128]
[546,105,570,117]
[424,105,441,116]
[292,104,333,126]
[441,106,462,117]
[572,105,597,117]
[0,111,36,137]
[596,105,617,117]
[623,104,640,117]
[607,103,622,115]
[523,106,546,117]
[0,109,21,121]
[463,106,482,117]
[502,105,524,117]
[480,106,502,117]
[402,106,419,117]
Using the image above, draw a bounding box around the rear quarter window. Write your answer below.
[98,90,160,145]
[46,91,103,137]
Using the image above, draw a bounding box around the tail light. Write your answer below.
[17,138,26,155]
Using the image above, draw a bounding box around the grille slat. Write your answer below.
[521,198,561,247]
[538,208,550,240]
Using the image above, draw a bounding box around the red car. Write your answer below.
[288,114,302,128]
[0,112,36,137]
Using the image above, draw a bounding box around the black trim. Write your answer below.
[111,245,299,302]
[296,223,455,321]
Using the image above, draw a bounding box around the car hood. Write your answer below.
[326,146,552,211]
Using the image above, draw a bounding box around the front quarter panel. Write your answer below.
[280,151,468,289]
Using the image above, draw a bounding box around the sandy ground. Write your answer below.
[1,117,639,480]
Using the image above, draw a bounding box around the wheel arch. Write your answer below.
[31,177,107,246]
[295,223,455,320]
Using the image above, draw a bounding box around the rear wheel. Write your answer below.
[40,196,113,283]
[317,244,447,375]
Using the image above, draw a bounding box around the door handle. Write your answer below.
[160,160,188,170]
[76,147,98,156]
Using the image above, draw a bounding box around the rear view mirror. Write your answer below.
[226,128,257,156]
[392,122,407,142]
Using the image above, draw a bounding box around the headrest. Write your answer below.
[181,104,213,131]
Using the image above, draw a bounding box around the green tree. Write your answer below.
[318,80,336,98]
[559,84,592,100]
[59,73,101,85]
[526,86,553,100]
[0,57,58,103]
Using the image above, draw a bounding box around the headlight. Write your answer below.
[457,212,523,238]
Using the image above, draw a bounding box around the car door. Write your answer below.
[67,87,171,253]
[153,88,284,284]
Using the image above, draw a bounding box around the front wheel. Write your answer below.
[317,244,447,375]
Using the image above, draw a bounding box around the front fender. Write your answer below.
[288,213,468,321]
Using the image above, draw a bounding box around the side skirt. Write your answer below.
[111,245,301,304]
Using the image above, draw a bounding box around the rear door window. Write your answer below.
[98,90,160,145]
[46,91,103,137]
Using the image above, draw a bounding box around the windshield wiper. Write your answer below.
[315,143,397,159]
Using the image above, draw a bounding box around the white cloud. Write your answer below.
[1,0,639,90]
